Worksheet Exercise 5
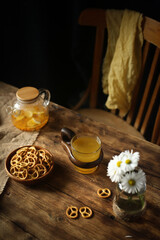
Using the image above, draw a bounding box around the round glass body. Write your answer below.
[71,135,101,174]
[113,183,146,221]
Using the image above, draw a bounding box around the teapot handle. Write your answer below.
[6,106,13,115]
[39,89,51,107]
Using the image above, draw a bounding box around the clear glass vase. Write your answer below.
[113,183,146,221]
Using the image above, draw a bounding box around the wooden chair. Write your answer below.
[73,9,160,145]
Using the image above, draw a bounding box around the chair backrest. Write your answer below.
[74,8,160,145]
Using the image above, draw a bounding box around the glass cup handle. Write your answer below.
[39,89,51,107]
[61,128,75,145]
[61,128,77,165]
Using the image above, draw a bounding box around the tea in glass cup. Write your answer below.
[61,128,103,174]
[71,135,102,174]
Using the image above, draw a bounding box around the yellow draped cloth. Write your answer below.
[102,9,143,116]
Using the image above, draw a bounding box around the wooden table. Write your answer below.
[0,84,160,240]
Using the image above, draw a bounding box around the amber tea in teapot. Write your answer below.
[8,86,50,131]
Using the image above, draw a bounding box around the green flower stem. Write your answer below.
[128,195,132,201]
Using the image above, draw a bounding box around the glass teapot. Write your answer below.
[7,86,51,131]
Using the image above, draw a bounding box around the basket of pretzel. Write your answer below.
[5,145,54,184]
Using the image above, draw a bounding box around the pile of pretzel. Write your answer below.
[9,146,53,180]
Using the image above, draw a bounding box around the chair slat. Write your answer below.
[78,9,106,109]
[134,47,160,130]
[140,74,160,135]
[151,105,160,144]
[90,26,105,108]
[143,17,160,48]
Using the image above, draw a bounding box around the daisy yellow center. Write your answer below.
[116,161,122,167]
[125,159,131,164]
[128,179,136,186]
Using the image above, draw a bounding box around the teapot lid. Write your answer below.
[16,87,39,102]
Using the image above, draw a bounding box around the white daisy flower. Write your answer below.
[120,150,140,172]
[120,168,146,194]
[107,155,125,183]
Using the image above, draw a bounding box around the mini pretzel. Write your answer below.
[16,147,29,156]
[26,152,38,160]
[10,166,28,180]
[79,207,92,219]
[34,164,47,176]
[66,206,78,219]
[17,169,28,180]
[36,157,42,165]
[97,188,111,198]
[10,166,21,176]
[23,156,36,168]
[19,161,28,168]
[42,159,51,171]
[28,146,37,154]
[10,154,22,166]
[27,168,39,180]
[38,149,46,158]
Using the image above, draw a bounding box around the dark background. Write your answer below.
[2,0,160,108]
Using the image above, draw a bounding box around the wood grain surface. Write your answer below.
[0,100,160,240]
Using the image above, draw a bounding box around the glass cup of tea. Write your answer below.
[61,128,103,174]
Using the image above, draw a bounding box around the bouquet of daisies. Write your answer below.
[107,150,146,194]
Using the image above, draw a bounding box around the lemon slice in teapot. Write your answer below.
[16,115,24,121]
[27,118,41,127]
[24,111,33,118]
[33,111,44,115]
